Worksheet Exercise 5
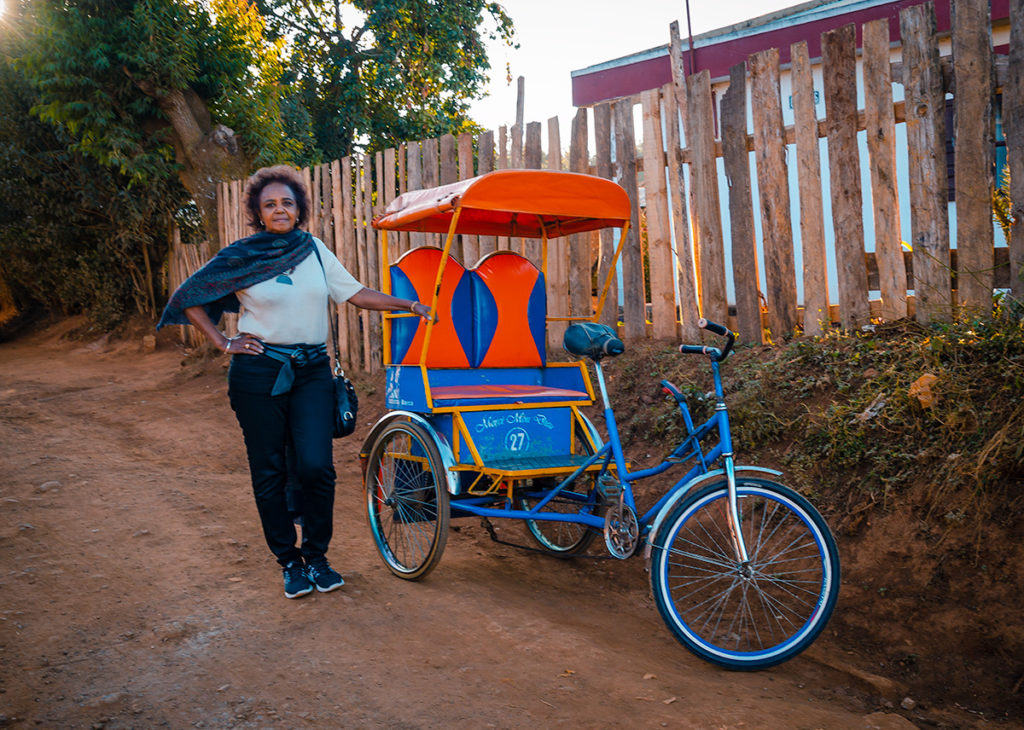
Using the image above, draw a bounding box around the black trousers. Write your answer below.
[228,351,335,566]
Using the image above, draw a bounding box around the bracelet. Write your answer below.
[409,301,418,314]
[223,335,235,352]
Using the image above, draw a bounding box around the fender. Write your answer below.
[577,412,604,452]
[359,410,461,495]
[642,466,783,563]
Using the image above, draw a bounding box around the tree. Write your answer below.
[256,0,515,159]
[17,0,304,245]
[1,3,195,327]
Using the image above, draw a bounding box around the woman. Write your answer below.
[159,165,431,599]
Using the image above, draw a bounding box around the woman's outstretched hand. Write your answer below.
[410,302,437,323]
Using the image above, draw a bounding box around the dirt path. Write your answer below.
[0,322,998,729]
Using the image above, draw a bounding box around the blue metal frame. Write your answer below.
[443,357,735,535]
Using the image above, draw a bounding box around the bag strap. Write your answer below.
[310,243,344,377]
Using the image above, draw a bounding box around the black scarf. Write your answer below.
[157,228,315,330]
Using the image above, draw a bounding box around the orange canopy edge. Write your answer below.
[371,169,631,238]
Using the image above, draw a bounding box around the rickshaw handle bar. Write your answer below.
[678,319,736,362]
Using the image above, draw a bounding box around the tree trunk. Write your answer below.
[134,81,251,247]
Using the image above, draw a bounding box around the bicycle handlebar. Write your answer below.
[678,319,736,362]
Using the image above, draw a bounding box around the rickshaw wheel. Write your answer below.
[517,480,603,557]
[364,420,450,580]
[516,425,603,557]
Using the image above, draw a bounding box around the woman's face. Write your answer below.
[258,182,299,234]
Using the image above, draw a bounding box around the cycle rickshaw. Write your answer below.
[360,169,839,670]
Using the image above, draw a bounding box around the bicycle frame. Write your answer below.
[447,354,758,564]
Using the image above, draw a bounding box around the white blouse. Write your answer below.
[235,238,363,345]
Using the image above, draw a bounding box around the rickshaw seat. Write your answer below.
[387,248,591,409]
[469,251,546,368]
[430,383,587,406]
[389,247,474,367]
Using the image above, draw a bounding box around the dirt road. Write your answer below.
[0,321,993,728]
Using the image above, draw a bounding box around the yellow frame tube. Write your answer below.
[453,411,484,466]
[419,208,462,365]
[381,230,392,365]
[592,221,630,323]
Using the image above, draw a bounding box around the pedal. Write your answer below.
[597,473,622,499]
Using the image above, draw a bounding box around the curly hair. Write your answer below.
[242,165,310,231]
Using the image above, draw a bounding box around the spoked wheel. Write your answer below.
[364,421,450,580]
[517,480,604,556]
[516,424,604,557]
[650,478,840,670]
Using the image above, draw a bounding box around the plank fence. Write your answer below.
[184,0,1024,373]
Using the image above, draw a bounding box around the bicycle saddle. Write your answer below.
[563,322,625,361]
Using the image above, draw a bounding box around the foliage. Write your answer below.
[255,0,516,159]
[17,0,299,181]
[993,164,1013,243]
[0,5,197,328]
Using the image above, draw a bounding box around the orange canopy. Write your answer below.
[371,169,631,238]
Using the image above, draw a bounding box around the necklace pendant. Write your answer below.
[276,273,293,285]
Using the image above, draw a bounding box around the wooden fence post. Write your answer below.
[862,21,908,321]
[511,124,523,168]
[642,88,677,339]
[423,137,440,248]
[477,130,498,258]
[749,49,798,338]
[364,155,382,372]
[397,143,409,255]
[383,148,398,263]
[686,70,729,326]
[406,142,424,250]
[340,157,362,371]
[790,41,831,334]
[823,24,870,330]
[547,115,569,352]
[593,102,620,330]
[952,0,995,312]
[1009,0,1024,299]
[439,134,462,262]
[568,109,592,325]
[458,132,479,266]
[613,98,646,339]
[329,159,352,370]
[523,121,544,264]
[721,63,763,344]
[547,117,562,171]
[353,156,371,371]
[661,84,701,341]
[901,1,952,323]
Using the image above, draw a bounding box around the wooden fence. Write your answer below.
[192,0,1024,373]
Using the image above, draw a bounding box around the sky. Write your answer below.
[470,0,806,134]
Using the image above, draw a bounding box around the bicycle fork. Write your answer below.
[710,360,750,566]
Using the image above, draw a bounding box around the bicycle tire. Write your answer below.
[364,421,450,580]
[517,423,603,556]
[649,478,839,670]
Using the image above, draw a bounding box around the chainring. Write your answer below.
[603,501,639,559]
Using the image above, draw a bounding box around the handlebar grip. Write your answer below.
[697,318,735,362]
[697,318,729,337]
[679,344,712,355]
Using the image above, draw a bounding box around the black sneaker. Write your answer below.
[305,558,344,592]
[282,560,313,599]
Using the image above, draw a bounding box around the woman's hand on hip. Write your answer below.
[224,333,264,355]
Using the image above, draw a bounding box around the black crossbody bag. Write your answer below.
[311,244,358,438]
